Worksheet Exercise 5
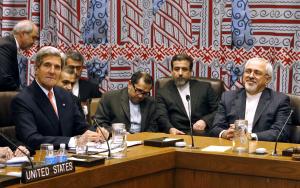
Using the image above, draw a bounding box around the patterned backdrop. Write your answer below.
[0,0,299,94]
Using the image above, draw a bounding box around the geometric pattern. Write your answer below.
[0,0,299,96]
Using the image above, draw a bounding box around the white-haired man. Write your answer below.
[210,58,291,142]
[12,46,108,150]
[0,20,39,91]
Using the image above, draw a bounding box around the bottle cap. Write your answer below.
[48,145,54,150]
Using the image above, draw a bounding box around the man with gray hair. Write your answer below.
[11,46,108,150]
[0,20,39,91]
[210,57,291,142]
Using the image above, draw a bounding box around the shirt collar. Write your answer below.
[35,80,54,96]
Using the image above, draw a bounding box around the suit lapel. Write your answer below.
[189,80,197,119]
[120,88,130,124]
[252,89,270,128]
[170,81,189,118]
[31,81,60,128]
[140,100,147,131]
[234,89,247,120]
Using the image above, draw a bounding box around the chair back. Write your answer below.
[287,94,300,143]
[0,91,18,139]
[155,77,225,97]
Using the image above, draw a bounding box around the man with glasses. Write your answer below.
[210,58,291,141]
[156,54,219,135]
[0,20,39,91]
[94,71,158,133]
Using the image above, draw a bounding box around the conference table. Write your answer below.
[4,132,300,188]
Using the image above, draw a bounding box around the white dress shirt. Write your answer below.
[176,81,191,118]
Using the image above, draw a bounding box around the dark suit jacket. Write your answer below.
[156,79,219,134]
[209,88,291,142]
[11,80,88,150]
[78,79,102,102]
[94,88,158,132]
[0,35,20,91]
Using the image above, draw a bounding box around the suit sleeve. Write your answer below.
[209,92,230,137]
[156,89,174,133]
[0,42,18,91]
[94,93,112,132]
[144,98,159,132]
[12,97,71,150]
[255,95,291,142]
[199,84,219,129]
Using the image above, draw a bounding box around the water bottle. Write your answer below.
[45,145,57,165]
[57,143,68,163]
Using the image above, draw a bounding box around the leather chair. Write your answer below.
[87,98,101,125]
[155,77,226,97]
[287,94,300,143]
[0,91,18,140]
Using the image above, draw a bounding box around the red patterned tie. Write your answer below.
[48,91,58,116]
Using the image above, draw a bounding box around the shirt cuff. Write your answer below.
[219,130,226,138]
[68,137,76,148]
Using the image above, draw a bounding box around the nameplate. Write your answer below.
[21,161,75,183]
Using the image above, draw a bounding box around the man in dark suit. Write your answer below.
[11,46,107,150]
[0,20,39,91]
[210,58,291,142]
[56,65,86,118]
[65,51,102,102]
[94,71,158,133]
[156,54,219,135]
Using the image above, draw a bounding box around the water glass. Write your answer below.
[38,143,53,163]
[111,123,127,158]
[232,120,248,153]
[75,135,88,155]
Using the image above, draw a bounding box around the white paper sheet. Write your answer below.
[201,145,232,152]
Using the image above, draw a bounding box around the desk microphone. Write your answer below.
[272,110,293,156]
[0,132,34,169]
[92,117,111,158]
[186,95,195,148]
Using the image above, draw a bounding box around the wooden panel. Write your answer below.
[175,169,300,188]
[100,170,174,188]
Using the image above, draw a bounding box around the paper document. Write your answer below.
[201,145,232,152]
[6,156,31,164]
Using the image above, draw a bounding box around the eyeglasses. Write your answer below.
[244,69,267,77]
[132,84,150,96]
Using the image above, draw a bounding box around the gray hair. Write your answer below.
[244,57,273,78]
[12,20,36,35]
[35,46,62,67]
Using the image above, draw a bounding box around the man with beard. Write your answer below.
[209,58,291,142]
[94,71,158,133]
[156,54,219,135]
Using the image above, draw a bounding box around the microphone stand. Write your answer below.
[272,110,293,156]
[186,95,198,149]
[92,117,112,158]
[0,132,34,169]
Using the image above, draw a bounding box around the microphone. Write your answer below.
[92,117,111,158]
[186,95,195,148]
[272,110,293,156]
[0,132,34,169]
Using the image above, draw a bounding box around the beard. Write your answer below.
[174,77,188,87]
[244,81,258,94]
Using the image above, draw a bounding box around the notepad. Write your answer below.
[201,145,232,152]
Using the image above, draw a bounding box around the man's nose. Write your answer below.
[66,84,72,91]
[179,68,183,75]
